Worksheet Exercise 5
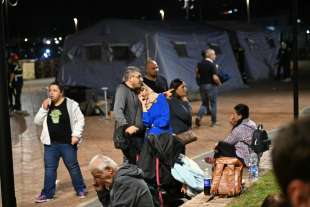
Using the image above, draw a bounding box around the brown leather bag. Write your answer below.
[175,129,198,145]
[210,157,244,197]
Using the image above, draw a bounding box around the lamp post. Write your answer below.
[73,17,78,32]
[246,0,250,23]
[292,0,299,119]
[0,1,17,207]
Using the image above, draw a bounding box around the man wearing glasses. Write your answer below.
[113,66,145,164]
[143,58,168,93]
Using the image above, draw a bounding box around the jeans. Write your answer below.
[197,84,217,124]
[42,144,86,198]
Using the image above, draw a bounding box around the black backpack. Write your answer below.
[250,124,271,154]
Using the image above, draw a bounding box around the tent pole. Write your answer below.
[145,33,149,63]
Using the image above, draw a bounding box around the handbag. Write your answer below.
[211,157,244,197]
[112,122,128,150]
[175,129,198,145]
[218,69,230,83]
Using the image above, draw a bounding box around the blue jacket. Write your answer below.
[143,93,172,135]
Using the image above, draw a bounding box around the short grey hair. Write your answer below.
[122,66,141,82]
[206,48,215,57]
[88,154,118,173]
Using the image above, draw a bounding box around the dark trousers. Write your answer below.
[277,61,290,79]
[214,141,245,165]
[8,86,14,109]
[14,84,22,110]
[122,136,144,165]
[214,141,236,158]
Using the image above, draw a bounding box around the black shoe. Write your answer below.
[195,118,201,127]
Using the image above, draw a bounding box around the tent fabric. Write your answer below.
[206,21,280,81]
[58,19,245,95]
[236,31,279,80]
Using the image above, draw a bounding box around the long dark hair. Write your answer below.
[169,78,184,98]
[233,104,249,129]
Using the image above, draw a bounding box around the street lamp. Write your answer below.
[159,9,165,21]
[246,0,250,23]
[73,17,78,32]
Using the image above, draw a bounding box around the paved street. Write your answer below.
[2,61,310,207]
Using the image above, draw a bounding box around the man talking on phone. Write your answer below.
[34,81,87,203]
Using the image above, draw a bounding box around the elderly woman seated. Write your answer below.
[205,103,257,167]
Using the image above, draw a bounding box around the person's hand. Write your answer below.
[93,179,104,191]
[181,96,189,102]
[42,98,50,110]
[125,126,139,135]
[71,136,79,145]
[181,184,187,194]
[164,89,174,99]
[138,94,147,106]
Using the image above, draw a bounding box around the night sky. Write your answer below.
[4,0,310,38]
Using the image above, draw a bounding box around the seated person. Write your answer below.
[89,154,154,207]
[138,84,188,206]
[205,104,256,167]
[168,79,192,135]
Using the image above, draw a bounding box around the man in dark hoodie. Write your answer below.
[113,66,144,164]
[89,154,154,207]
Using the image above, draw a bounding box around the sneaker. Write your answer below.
[211,122,219,127]
[77,191,87,199]
[281,78,291,82]
[35,194,50,203]
[195,118,201,127]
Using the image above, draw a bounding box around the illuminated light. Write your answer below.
[43,53,48,58]
[45,49,51,54]
[266,26,276,31]
[55,40,60,44]
[24,38,28,42]
[58,37,62,41]
[233,9,238,12]
[297,19,301,23]
[159,9,165,21]
[45,40,51,45]
[306,30,310,34]
[227,10,233,14]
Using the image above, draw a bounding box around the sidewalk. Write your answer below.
[81,130,276,207]
[180,130,280,207]
[4,72,310,207]
[181,149,273,207]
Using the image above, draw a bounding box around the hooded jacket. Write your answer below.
[98,164,154,207]
[34,97,85,145]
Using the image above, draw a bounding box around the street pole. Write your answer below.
[246,0,250,23]
[0,3,17,207]
[292,0,299,119]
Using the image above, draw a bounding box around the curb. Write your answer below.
[78,128,279,207]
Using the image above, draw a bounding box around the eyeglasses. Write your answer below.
[132,74,142,79]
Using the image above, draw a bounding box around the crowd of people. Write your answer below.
[31,51,309,207]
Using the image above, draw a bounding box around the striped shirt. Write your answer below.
[223,118,256,167]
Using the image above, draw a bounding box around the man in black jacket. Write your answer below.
[89,154,154,207]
